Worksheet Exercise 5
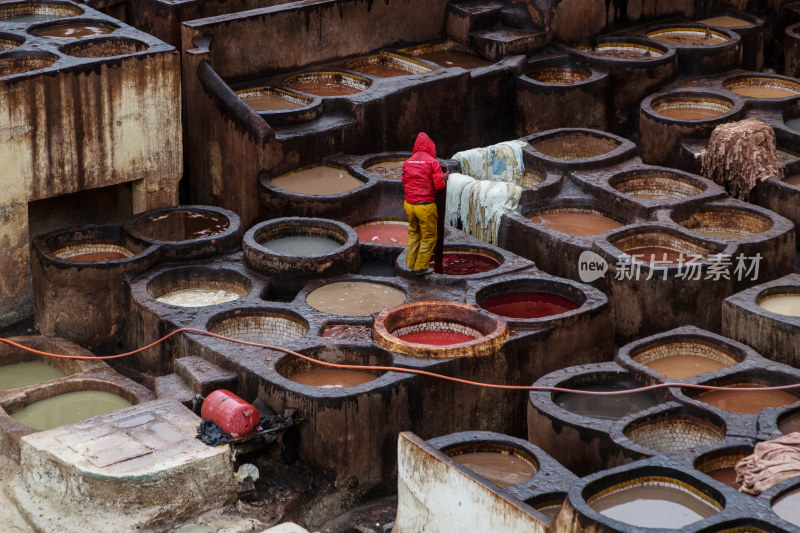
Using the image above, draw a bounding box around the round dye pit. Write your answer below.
[630,340,739,380]
[554,383,658,420]
[783,173,800,186]
[59,37,149,58]
[288,367,376,388]
[531,132,620,160]
[0,361,66,391]
[439,252,501,275]
[235,87,310,111]
[652,95,732,120]
[10,390,132,431]
[132,209,229,241]
[480,291,579,319]
[779,410,800,435]
[611,170,705,200]
[623,414,725,453]
[271,166,365,196]
[674,207,773,239]
[284,72,371,97]
[696,15,753,28]
[156,288,241,307]
[773,487,800,527]
[528,209,622,236]
[691,385,799,414]
[263,235,342,255]
[647,27,729,46]
[587,478,721,528]
[32,21,116,38]
[694,449,749,490]
[355,220,408,245]
[449,450,537,488]
[610,231,713,264]
[306,281,405,316]
[0,53,58,76]
[528,67,591,84]
[0,3,82,23]
[723,76,800,99]
[53,242,133,262]
[146,267,252,308]
[757,291,800,317]
[346,53,432,78]
[208,311,308,346]
[398,42,492,69]
[577,42,664,59]
[365,159,404,179]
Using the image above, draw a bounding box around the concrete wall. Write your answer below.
[0,50,182,327]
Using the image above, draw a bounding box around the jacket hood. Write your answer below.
[413,132,436,158]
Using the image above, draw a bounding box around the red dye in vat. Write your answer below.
[398,331,476,345]
[481,291,579,319]
[438,253,500,275]
[355,224,408,245]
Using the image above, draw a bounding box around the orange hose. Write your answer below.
[2,328,799,396]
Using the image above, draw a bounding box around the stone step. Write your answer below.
[154,373,195,408]
[446,1,505,42]
[174,356,238,396]
[470,26,547,61]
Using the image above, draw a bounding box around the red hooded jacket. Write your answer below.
[401,132,446,204]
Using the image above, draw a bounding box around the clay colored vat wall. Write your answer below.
[0,46,182,328]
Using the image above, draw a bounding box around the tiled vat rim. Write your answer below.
[646,27,730,43]
[0,37,19,50]
[723,76,800,94]
[396,39,475,57]
[0,2,83,19]
[236,86,311,106]
[148,278,250,299]
[446,444,539,474]
[678,208,774,234]
[531,133,620,160]
[209,313,308,345]
[585,476,723,511]
[653,96,733,114]
[348,52,434,75]
[613,173,704,197]
[631,340,741,367]
[624,415,725,452]
[53,242,133,259]
[534,205,621,220]
[610,231,714,257]
[285,71,371,90]
[695,449,749,474]
[527,66,591,84]
[575,42,665,57]
[391,321,481,339]
[355,219,408,228]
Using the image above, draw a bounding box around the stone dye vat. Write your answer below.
[396,39,492,69]
[723,74,800,100]
[354,219,409,246]
[640,91,742,166]
[233,86,319,126]
[644,24,741,75]
[528,362,665,476]
[125,205,242,261]
[32,224,161,351]
[305,280,407,317]
[0,0,181,329]
[723,273,800,368]
[515,56,609,134]
[697,11,765,71]
[346,51,434,78]
[283,71,372,97]
[568,37,676,127]
[616,326,750,381]
[521,128,637,171]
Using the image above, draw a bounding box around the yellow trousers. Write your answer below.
[404,201,438,271]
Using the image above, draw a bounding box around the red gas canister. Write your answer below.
[201,389,260,437]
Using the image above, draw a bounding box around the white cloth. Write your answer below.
[445,173,521,245]
[452,140,527,186]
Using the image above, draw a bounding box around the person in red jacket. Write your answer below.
[401,132,449,276]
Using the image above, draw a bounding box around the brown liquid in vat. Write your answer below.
[706,467,739,489]
[239,92,302,111]
[697,16,751,27]
[306,281,405,316]
[650,32,723,46]
[625,246,690,263]
[730,86,799,98]
[657,107,723,120]
[35,23,115,39]
[66,251,128,262]
[784,174,800,186]
[645,354,729,379]
[696,389,798,413]
[289,368,375,388]
[287,79,362,96]
[418,50,491,69]
[452,452,536,487]
[367,161,404,179]
[272,166,364,195]
[528,212,622,236]
[353,63,412,77]
[590,484,718,528]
